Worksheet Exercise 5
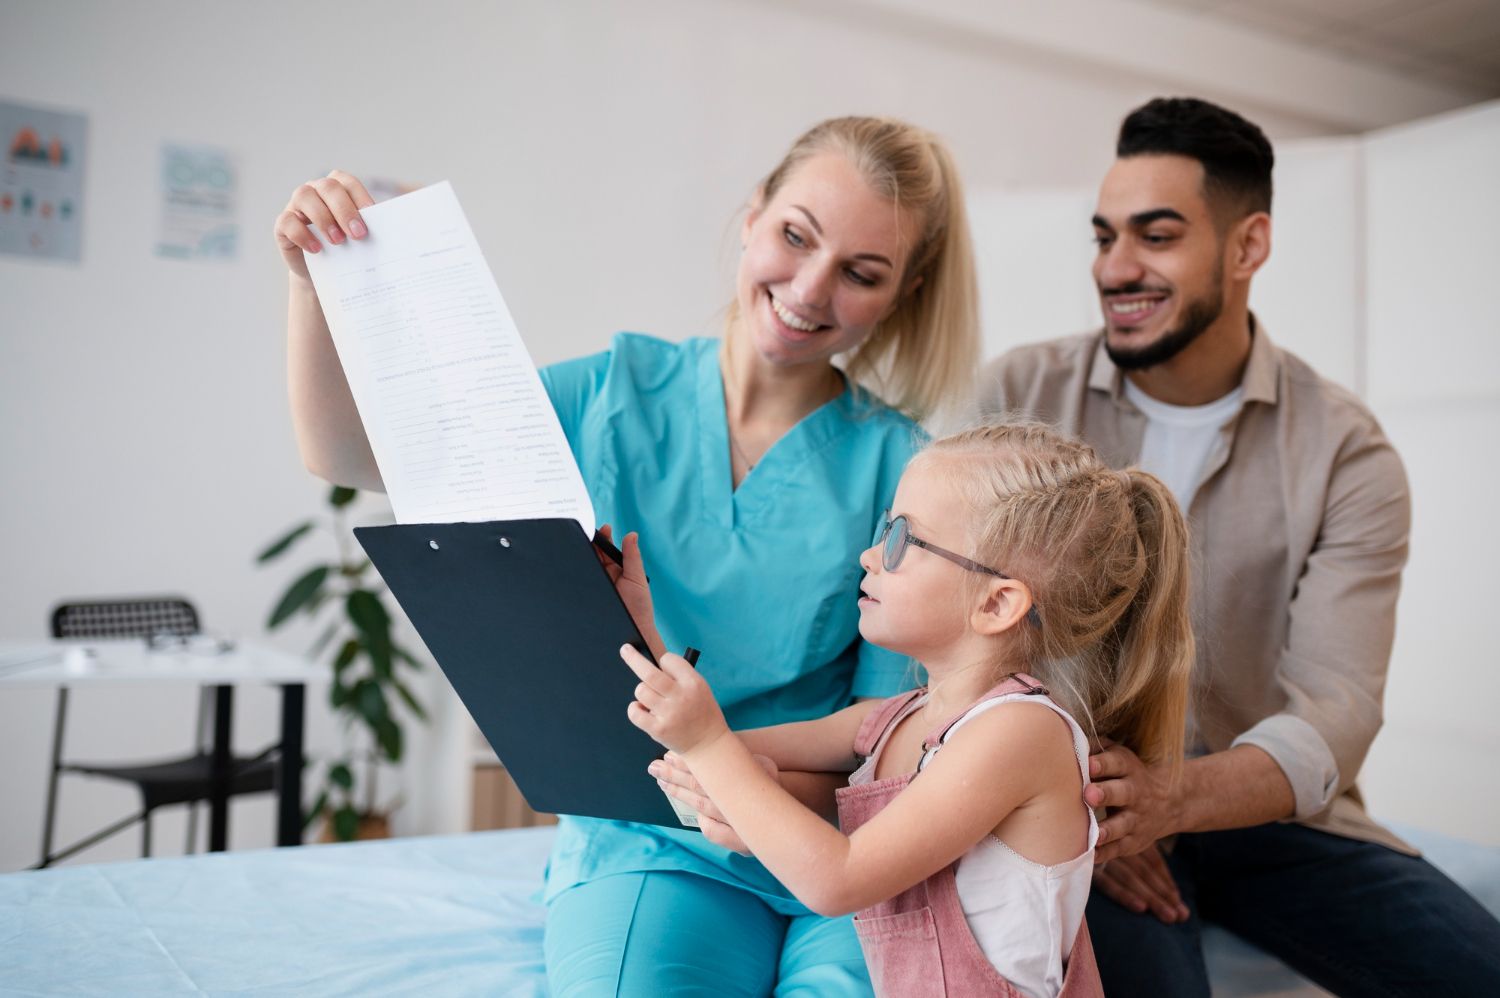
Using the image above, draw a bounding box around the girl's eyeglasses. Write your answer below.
[872,511,1042,626]
[873,511,1004,576]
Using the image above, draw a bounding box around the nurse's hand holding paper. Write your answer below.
[279,177,597,534]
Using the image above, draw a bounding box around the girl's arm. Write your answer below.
[622,645,1071,917]
[650,719,872,837]
[734,704,879,774]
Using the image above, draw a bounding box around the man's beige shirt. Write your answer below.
[980,325,1413,853]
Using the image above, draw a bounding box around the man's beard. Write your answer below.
[1103,268,1224,372]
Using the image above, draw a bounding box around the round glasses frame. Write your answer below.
[872,511,1042,626]
[873,511,1005,576]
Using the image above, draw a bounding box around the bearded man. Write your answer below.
[980,96,1500,997]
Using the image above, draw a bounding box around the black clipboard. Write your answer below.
[354,518,688,829]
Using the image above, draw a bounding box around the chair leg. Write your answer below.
[30,811,148,869]
[185,685,210,856]
[142,811,152,858]
[185,802,198,855]
[38,688,69,869]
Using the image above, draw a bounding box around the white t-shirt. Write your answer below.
[1124,378,1244,510]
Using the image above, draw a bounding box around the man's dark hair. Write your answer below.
[1117,97,1274,221]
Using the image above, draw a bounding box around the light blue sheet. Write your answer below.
[1,823,1495,996]
[0,828,553,997]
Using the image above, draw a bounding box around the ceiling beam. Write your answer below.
[855,0,1488,131]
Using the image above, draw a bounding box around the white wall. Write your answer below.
[0,0,1477,872]
[1357,101,1500,845]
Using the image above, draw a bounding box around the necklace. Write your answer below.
[720,350,842,476]
[728,429,760,472]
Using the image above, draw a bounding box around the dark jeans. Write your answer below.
[1086,822,1500,997]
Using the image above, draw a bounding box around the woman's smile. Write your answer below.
[769,293,827,334]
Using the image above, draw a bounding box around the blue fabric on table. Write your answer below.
[0,830,553,997]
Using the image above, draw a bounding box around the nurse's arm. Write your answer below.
[776,771,847,825]
[287,271,385,491]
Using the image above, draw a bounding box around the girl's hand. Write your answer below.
[649,750,779,855]
[621,644,729,754]
[273,170,376,284]
[596,526,666,660]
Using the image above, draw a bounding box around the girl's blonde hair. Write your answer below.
[917,422,1193,774]
[729,116,980,421]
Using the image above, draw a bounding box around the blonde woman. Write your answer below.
[274,117,979,994]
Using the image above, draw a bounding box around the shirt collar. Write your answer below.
[1088,313,1280,406]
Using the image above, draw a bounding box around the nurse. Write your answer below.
[275,115,980,995]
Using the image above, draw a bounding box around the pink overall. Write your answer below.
[834,675,1106,998]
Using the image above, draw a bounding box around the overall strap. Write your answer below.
[853,688,927,758]
[922,673,1049,752]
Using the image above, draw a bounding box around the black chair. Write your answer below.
[38,597,279,867]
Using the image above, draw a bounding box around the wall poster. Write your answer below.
[157,143,239,260]
[0,99,87,263]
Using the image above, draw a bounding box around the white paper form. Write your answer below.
[302,181,594,535]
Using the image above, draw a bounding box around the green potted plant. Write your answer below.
[257,486,427,841]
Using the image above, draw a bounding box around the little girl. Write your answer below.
[615,423,1193,998]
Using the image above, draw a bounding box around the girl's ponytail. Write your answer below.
[1097,470,1194,778]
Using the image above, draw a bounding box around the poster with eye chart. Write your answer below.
[156,144,238,260]
[0,99,86,263]
[301,180,595,535]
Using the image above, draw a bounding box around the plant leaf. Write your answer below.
[302,789,329,832]
[393,678,427,721]
[375,716,402,762]
[395,647,426,671]
[267,565,330,629]
[348,590,392,679]
[329,679,349,709]
[333,804,360,841]
[356,633,392,681]
[332,639,360,676]
[354,678,390,727]
[346,589,390,634]
[329,486,358,508]
[256,521,314,563]
[329,762,354,790]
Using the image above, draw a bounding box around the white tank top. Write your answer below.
[848,692,1097,998]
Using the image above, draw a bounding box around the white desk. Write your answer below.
[1,639,325,855]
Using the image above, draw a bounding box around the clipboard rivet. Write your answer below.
[499,537,511,548]
[429,540,440,550]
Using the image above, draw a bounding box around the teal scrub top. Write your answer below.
[539,332,921,906]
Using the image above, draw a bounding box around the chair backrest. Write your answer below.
[50,598,200,640]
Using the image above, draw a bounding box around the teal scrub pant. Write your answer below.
[544,871,874,997]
